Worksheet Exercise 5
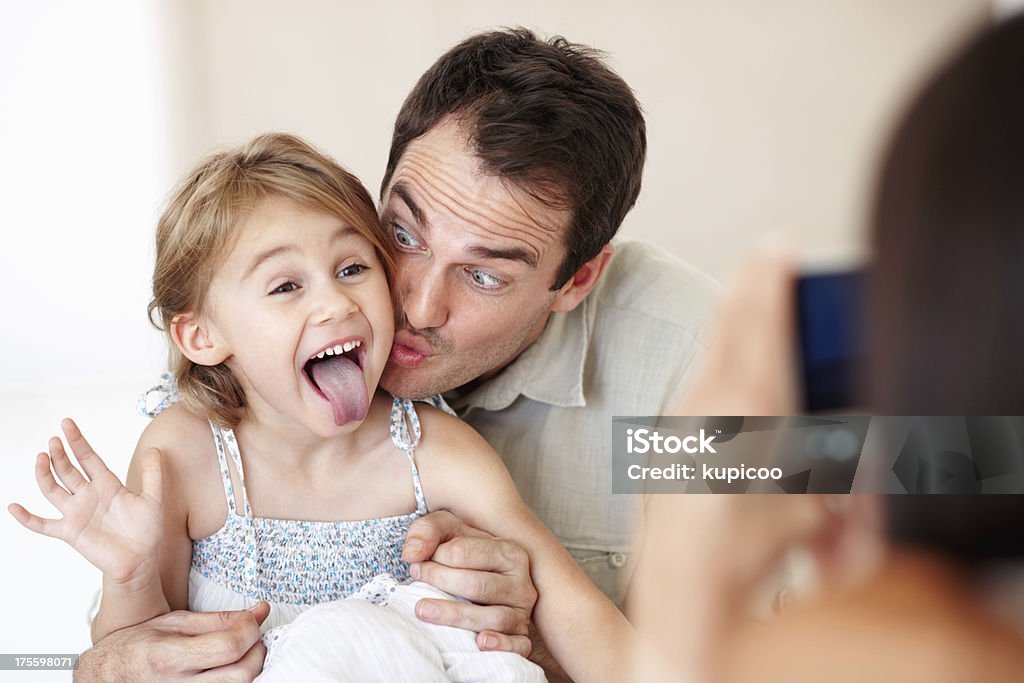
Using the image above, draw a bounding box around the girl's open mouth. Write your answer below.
[303,339,369,426]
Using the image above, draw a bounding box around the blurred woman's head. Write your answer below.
[869,15,1024,563]
[870,14,1024,415]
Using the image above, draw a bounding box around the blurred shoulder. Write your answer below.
[722,552,1024,682]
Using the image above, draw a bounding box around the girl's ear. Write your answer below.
[170,312,230,366]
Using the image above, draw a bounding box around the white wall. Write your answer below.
[0,1,993,675]
[1,2,166,678]
[995,0,1024,16]
[1,0,170,388]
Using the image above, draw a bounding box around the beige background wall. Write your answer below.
[163,0,989,277]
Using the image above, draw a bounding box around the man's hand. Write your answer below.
[402,510,538,656]
[75,603,270,682]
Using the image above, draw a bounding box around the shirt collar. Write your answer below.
[446,294,593,413]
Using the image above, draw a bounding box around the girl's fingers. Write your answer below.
[34,452,71,508]
[48,436,88,492]
[61,418,111,481]
[7,502,62,539]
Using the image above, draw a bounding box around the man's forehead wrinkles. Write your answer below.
[402,167,548,263]
[402,160,550,237]
[504,184,567,242]
[396,148,562,253]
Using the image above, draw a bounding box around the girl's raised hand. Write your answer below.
[8,419,164,585]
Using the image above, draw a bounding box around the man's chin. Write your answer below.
[379,364,446,400]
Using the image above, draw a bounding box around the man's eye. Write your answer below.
[467,268,504,289]
[337,264,368,279]
[270,282,298,295]
[393,224,422,249]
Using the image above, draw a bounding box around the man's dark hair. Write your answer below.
[381,28,647,289]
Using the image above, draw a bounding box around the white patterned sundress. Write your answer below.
[188,396,430,631]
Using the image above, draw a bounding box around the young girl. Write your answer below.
[8,134,631,681]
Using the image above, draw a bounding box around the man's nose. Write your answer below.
[401,263,448,330]
[313,284,359,325]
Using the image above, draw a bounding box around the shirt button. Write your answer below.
[609,552,627,568]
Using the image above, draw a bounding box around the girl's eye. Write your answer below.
[270,282,298,295]
[393,224,422,250]
[467,268,504,289]
[337,264,368,279]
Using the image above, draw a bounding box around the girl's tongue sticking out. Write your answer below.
[310,353,368,426]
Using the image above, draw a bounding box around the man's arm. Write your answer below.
[75,604,269,682]
[418,412,632,683]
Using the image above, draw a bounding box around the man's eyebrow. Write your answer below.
[391,183,427,229]
[391,182,537,267]
[467,244,538,269]
[243,245,294,280]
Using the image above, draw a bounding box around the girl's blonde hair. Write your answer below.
[148,133,394,427]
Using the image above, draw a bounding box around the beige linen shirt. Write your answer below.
[445,240,720,605]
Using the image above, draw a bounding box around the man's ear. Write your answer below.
[550,243,615,314]
[170,312,231,366]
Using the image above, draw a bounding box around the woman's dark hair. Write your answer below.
[887,496,1024,563]
[381,28,647,289]
[870,15,1024,416]
[869,15,1024,562]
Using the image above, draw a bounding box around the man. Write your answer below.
[76,28,716,681]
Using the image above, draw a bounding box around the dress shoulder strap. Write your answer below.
[389,397,428,515]
[138,372,179,418]
[207,421,253,518]
[418,394,457,417]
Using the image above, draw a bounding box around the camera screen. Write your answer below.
[797,269,865,411]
